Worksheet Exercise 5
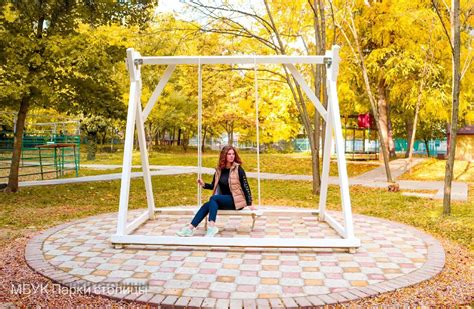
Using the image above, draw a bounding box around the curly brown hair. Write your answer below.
[217,145,242,169]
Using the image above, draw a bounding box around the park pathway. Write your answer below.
[18,159,468,201]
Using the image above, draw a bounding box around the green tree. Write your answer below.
[81,115,110,160]
[0,1,154,192]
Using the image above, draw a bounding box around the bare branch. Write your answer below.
[262,0,286,54]
[460,47,472,80]
[188,0,275,36]
[207,67,287,81]
[200,27,278,52]
[431,0,455,55]
[327,0,337,45]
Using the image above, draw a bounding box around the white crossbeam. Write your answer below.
[139,55,327,65]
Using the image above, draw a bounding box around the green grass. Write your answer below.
[62,167,142,178]
[80,150,379,177]
[400,158,474,182]
[0,175,472,250]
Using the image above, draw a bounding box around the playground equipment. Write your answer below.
[0,116,80,181]
[343,113,379,160]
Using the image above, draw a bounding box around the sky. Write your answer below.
[155,0,187,14]
[154,1,310,55]
[155,0,199,21]
[155,0,265,27]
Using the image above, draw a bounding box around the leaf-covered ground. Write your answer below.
[0,175,472,306]
[400,158,473,182]
[0,176,472,249]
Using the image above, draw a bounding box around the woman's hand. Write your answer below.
[197,179,204,187]
[247,205,257,210]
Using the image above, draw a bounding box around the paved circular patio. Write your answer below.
[25,207,445,307]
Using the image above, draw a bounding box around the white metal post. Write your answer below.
[116,48,139,236]
[197,60,202,207]
[254,59,261,207]
[327,45,355,239]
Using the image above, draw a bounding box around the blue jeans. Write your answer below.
[191,195,236,227]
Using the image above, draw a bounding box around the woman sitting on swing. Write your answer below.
[177,145,255,237]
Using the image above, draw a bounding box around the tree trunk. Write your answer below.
[228,122,234,146]
[409,37,433,161]
[387,104,396,158]
[155,130,160,146]
[405,117,414,158]
[408,81,423,161]
[309,0,327,194]
[5,10,43,192]
[346,24,393,181]
[424,139,431,157]
[6,97,30,192]
[134,132,139,150]
[443,0,461,215]
[201,127,207,153]
[376,77,394,162]
[261,0,324,195]
[312,114,321,194]
[340,10,394,183]
[87,133,97,160]
[182,131,189,152]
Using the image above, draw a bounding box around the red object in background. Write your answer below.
[357,113,375,129]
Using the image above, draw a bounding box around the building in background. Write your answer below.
[456,125,473,161]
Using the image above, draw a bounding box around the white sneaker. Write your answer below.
[176,226,194,237]
[205,226,219,237]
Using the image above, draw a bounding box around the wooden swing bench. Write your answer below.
[154,207,264,230]
[153,208,328,233]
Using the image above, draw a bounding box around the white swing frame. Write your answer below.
[111,45,360,251]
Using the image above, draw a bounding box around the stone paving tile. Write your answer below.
[25,208,445,306]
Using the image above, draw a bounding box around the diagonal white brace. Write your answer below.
[284,64,328,121]
[135,80,156,220]
[142,64,176,120]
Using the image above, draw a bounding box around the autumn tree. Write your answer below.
[432,0,470,214]
[186,0,334,193]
